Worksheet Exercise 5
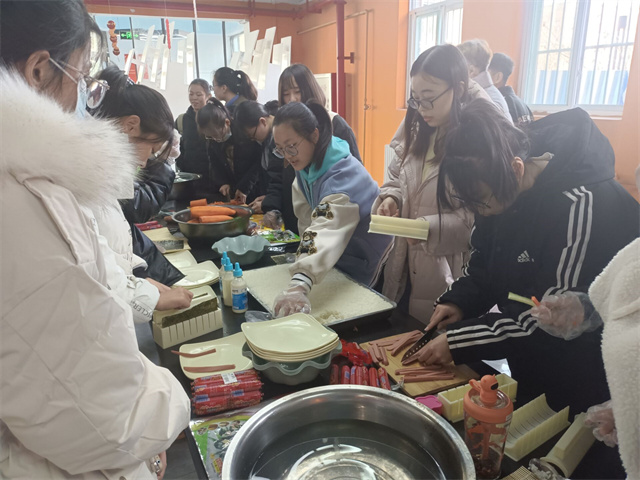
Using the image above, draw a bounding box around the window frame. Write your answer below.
[407,0,464,106]
[519,0,638,116]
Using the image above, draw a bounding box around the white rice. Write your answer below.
[243,264,394,325]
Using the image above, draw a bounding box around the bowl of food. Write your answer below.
[172,205,252,243]
[212,235,271,266]
[222,385,474,479]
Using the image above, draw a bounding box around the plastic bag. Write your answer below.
[530,292,602,340]
[585,400,618,447]
[262,210,284,230]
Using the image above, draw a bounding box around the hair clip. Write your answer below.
[125,76,135,87]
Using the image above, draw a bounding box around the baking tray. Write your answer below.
[244,265,396,331]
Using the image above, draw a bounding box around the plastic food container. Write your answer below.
[241,342,342,386]
[212,235,271,266]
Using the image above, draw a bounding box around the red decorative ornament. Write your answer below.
[107,20,120,56]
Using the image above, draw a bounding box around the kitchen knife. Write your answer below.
[401,327,438,362]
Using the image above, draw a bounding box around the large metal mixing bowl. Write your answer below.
[168,171,202,201]
[172,205,252,243]
[222,385,474,480]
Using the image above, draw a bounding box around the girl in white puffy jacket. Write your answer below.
[0,2,189,478]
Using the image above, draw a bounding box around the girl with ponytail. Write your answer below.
[270,101,392,317]
[196,97,263,203]
[213,66,257,114]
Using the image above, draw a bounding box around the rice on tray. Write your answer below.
[243,264,394,325]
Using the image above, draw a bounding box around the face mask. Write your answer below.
[75,77,89,118]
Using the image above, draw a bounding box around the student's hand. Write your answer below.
[249,195,265,214]
[377,197,399,217]
[417,333,452,365]
[274,285,311,318]
[157,451,167,480]
[427,303,463,331]
[585,401,617,447]
[147,278,171,293]
[234,189,247,204]
[219,184,231,197]
[156,287,194,311]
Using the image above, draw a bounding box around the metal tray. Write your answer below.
[246,266,396,331]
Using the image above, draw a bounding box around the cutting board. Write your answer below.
[143,227,191,253]
[360,333,478,397]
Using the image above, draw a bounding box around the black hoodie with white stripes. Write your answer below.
[438,108,640,414]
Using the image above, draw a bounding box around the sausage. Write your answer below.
[369,367,380,388]
[361,366,369,386]
[378,368,391,390]
[330,364,340,385]
[350,366,358,385]
[341,365,351,384]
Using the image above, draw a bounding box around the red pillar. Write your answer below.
[335,0,347,118]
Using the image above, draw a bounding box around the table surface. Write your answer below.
[135,214,623,480]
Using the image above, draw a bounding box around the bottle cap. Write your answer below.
[224,259,233,271]
[233,262,243,277]
[463,375,513,424]
[222,252,229,263]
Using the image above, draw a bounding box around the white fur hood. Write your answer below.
[0,68,137,209]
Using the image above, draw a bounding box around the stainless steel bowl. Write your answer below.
[172,206,252,243]
[222,385,474,480]
[168,172,202,201]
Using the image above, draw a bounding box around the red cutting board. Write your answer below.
[360,333,478,397]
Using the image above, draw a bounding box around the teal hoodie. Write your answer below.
[298,136,351,205]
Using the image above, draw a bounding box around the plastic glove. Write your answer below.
[585,400,618,447]
[273,284,311,318]
[529,292,602,340]
[262,210,284,230]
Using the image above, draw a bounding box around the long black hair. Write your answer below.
[273,100,332,170]
[213,67,257,101]
[93,65,175,158]
[278,64,326,106]
[0,0,102,86]
[195,97,232,131]
[437,98,530,214]
[404,44,469,162]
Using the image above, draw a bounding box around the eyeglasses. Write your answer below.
[451,193,494,211]
[407,87,452,111]
[205,126,228,142]
[49,58,110,109]
[152,140,169,161]
[273,139,303,159]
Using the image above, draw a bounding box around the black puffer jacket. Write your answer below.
[175,106,208,176]
[438,108,640,415]
[120,160,175,224]
[207,132,264,202]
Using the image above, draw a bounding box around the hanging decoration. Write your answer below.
[107,20,120,56]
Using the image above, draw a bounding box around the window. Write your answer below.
[521,0,640,113]
[407,0,463,103]
[408,0,464,67]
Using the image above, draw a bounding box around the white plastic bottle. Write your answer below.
[219,252,229,292]
[231,262,248,314]
[222,259,234,307]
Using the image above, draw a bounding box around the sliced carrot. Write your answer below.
[190,206,237,218]
[199,215,234,223]
[190,198,208,207]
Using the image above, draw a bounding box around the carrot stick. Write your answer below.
[199,215,234,223]
[190,198,208,207]
[190,206,236,218]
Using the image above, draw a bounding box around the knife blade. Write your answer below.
[401,328,438,362]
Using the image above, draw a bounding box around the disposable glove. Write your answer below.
[585,400,618,447]
[274,284,311,318]
[530,292,602,340]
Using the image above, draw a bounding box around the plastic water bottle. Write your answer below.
[231,262,248,313]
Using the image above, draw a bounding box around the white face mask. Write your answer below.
[75,77,89,118]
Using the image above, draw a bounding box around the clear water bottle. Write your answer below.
[463,375,513,479]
